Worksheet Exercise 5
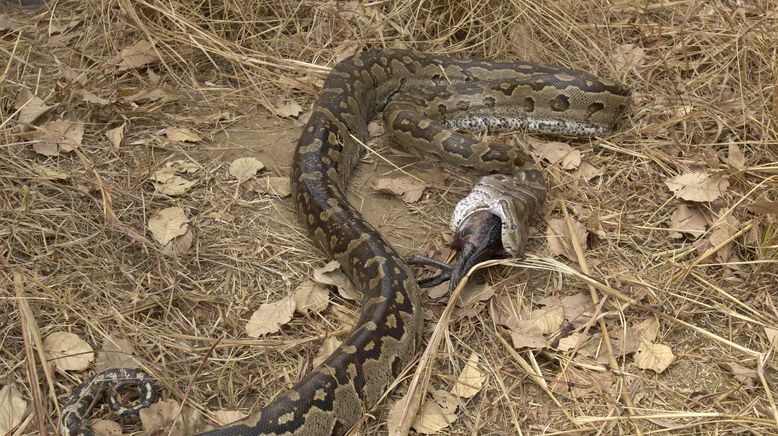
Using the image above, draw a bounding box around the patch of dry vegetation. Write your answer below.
[1,0,776,434]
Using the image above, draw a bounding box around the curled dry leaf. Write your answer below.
[150,167,197,196]
[95,334,140,372]
[81,90,110,105]
[15,89,53,125]
[33,165,69,181]
[765,327,778,346]
[727,142,746,169]
[411,390,458,434]
[373,176,428,203]
[556,332,585,351]
[245,296,296,338]
[33,119,84,156]
[634,342,675,373]
[90,419,122,435]
[530,305,564,335]
[614,43,647,72]
[275,99,303,118]
[139,399,196,435]
[367,121,385,137]
[111,40,160,72]
[0,14,12,31]
[510,319,547,349]
[706,215,740,263]
[724,362,757,388]
[456,282,494,307]
[211,410,248,426]
[313,337,342,367]
[164,127,202,143]
[44,332,94,371]
[746,200,778,215]
[450,352,485,398]
[529,139,581,170]
[229,157,264,183]
[148,207,189,246]
[387,388,423,436]
[669,204,707,239]
[577,161,603,181]
[561,293,594,327]
[546,217,588,261]
[313,260,360,301]
[0,384,27,434]
[105,123,126,149]
[665,171,729,202]
[293,280,330,314]
[257,176,291,198]
[161,228,194,256]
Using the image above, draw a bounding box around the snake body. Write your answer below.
[61,50,628,436]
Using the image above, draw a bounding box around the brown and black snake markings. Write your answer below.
[61,50,629,436]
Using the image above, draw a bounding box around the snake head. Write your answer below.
[447,210,505,289]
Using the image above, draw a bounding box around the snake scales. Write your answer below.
[60,50,628,436]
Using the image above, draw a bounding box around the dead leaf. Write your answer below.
[456,282,494,307]
[556,332,585,351]
[546,217,588,261]
[293,280,330,314]
[33,165,69,181]
[614,43,646,72]
[669,204,707,239]
[509,319,547,349]
[634,342,675,373]
[746,200,778,215]
[724,362,757,388]
[164,127,202,143]
[529,139,581,170]
[44,332,94,371]
[411,391,458,434]
[33,119,84,156]
[229,157,264,183]
[334,41,362,63]
[81,90,110,105]
[211,410,248,426]
[611,325,641,356]
[275,99,303,118]
[148,207,189,246]
[245,296,296,338]
[0,384,27,434]
[450,352,485,398]
[373,176,427,203]
[665,171,729,202]
[704,215,740,263]
[111,40,160,72]
[126,85,174,104]
[387,389,423,436]
[0,14,12,32]
[139,399,194,435]
[150,167,197,196]
[15,89,53,126]
[94,334,140,372]
[105,123,126,149]
[634,317,660,343]
[313,260,360,301]
[765,327,778,346]
[367,121,384,137]
[313,337,342,367]
[161,228,194,256]
[577,161,602,181]
[560,293,594,327]
[257,176,291,198]
[727,142,746,169]
[90,419,122,435]
[531,305,564,335]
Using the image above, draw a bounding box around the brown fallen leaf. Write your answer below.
[81,90,110,105]
[257,176,291,198]
[614,43,647,73]
[139,399,197,435]
[229,157,264,183]
[746,200,778,215]
[727,142,746,169]
[44,332,94,371]
[211,410,248,426]
[509,319,547,349]
[560,293,594,327]
[150,167,197,196]
[577,161,603,181]
[531,305,564,335]
[15,89,53,125]
[313,260,360,301]
[105,123,126,149]
[111,40,160,72]
[148,207,189,246]
[313,337,342,367]
[164,126,202,143]
[95,334,141,372]
[32,119,84,156]
[33,165,69,181]
[529,139,581,170]
[450,352,485,398]
[546,217,588,261]
[555,332,586,351]
[705,215,740,263]
[723,362,757,388]
[665,171,729,202]
[634,342,675,373]
[0,385,27,434]
[0,14,12,32]
[90,419,122,435]
[275,99,303,118]
[292,280,330,314]
[245,296,296,338]
[161,228,194,256]
[373,176,428,203]
[125,85,174,104]
[669,204,707,239]
[411,390,458,434]
[456,282,494,307]
[765,327,778,346]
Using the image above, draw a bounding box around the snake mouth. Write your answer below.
[409,211,504,294]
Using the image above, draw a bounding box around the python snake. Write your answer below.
[60,50,628,436]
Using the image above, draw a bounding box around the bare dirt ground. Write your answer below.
[1,1,776,435]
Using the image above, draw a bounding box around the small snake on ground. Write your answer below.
[60,50,629,436]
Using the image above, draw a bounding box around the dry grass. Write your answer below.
[1,0,777,434]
